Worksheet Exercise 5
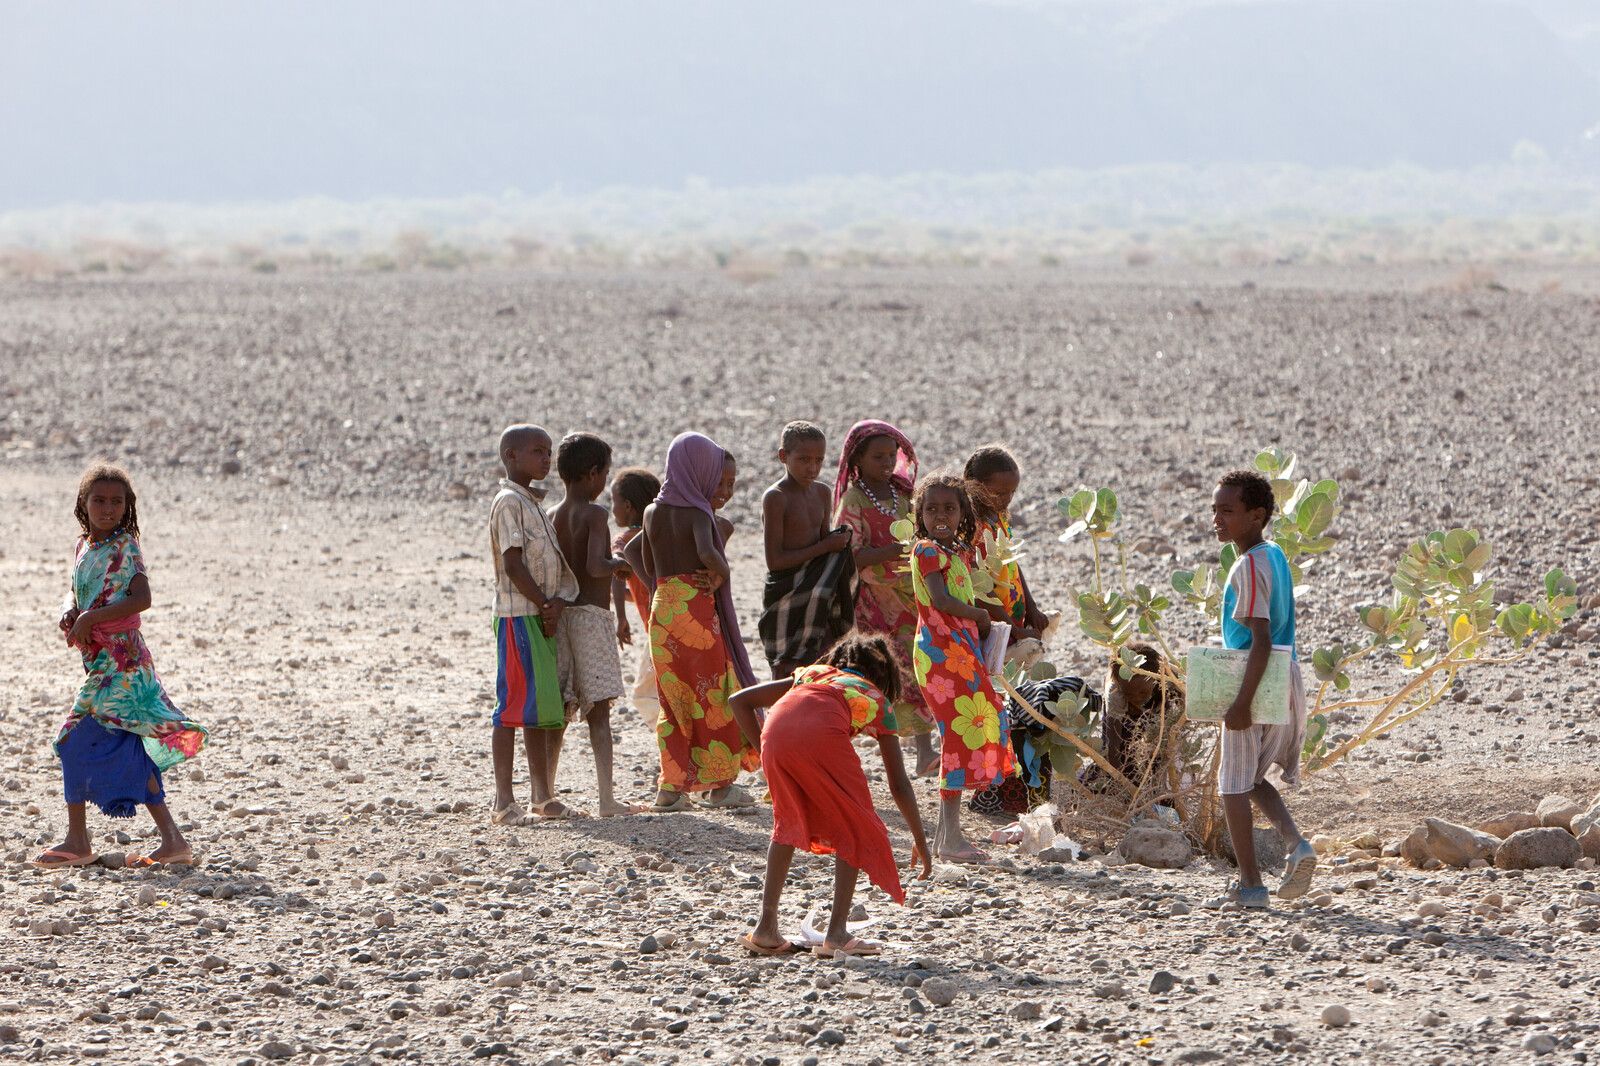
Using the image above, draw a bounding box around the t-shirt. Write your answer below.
[489,479,578,618]
[1221,540,1296,657]
[791,663,899,737]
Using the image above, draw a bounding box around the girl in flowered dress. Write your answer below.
[964,445,1050,639]
[832,420,938,775]
[35,464,208,869]
[909,473,1016,864]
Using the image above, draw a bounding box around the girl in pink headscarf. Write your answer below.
[832,420,937,775]
[639,432,761,811]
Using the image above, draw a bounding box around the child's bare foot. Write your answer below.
[936,844,993,865]
[596,799,648,818]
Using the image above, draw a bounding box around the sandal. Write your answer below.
[129,848,195,868]
[936,846,994,866]
[650,793,694,813]
[531,799,589,820]
[699,785,756,809]
[491,801,540,827]
[814,937,883,959]
[30,849,99,870]
[740,935,806,957]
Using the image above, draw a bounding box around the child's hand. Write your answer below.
[540,598,567,635]
[690,569,724,592]
[1224,698,1252,731]
[976,615,992,640]
[616,617,632,646]
[1024,604,1049,633]
[821,528,852,553]
[910,840,932,881]
[612,560,633,579]
[66,614,95,649]
[59,608,80,634]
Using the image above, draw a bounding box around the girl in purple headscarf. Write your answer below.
[639,432,761,811]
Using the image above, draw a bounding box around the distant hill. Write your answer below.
[0,0,1597,207]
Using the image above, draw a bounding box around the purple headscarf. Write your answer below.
[833,419,919,514]
[656,431,756,687]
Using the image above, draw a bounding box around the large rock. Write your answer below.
[1116,826,1193,869]
[1220,826,1287,870]
[1495,827,1583,870]
[1419,818,1501,868]
[1399,826,1431,867]
[1571,797,1600,838]
[1579,823,1600,863]
[1537,795,1583,831]
[1475,812,1539,839]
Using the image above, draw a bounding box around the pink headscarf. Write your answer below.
[656,432,756,687]
[833,419,919,513]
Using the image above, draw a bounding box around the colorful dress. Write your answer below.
[909,539,1016,798]
[613,526,660,726]
[976,513,1027,628]
[835,483,931,735]
[650,576,761,793]
[761,664,905,902]
[55,533,207,817]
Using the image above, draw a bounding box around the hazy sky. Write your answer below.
[3,0,1597,210]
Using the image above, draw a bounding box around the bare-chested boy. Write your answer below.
[549,432,645,817]
[757,421,855,677]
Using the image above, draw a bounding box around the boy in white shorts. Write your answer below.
[1207,469,1316,910]
[550,432,647,818]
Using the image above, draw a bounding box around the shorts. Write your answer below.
[556,604,626,719]
[494,615,564,729]
[1219,659,1306,796]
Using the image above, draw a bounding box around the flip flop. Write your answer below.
[490,801,540,827]
[814,937,883,959]
[650,793,694,813]
[699,785,756,809]
[936,848,994,866]
[596,802,650,818]
[128,849,195,868]
[30,849,99,870]
[532,800,589,820]
[740,935,806,957]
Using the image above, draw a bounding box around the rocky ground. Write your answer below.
[1,267,1598,1066]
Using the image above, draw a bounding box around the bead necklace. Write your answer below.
[856,476,899,517]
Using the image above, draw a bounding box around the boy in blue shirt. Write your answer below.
[1208,470,1316,909]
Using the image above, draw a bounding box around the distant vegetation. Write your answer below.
[6,162,1600,278]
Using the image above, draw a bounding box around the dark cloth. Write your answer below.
[758,546,856,671]
[59,715,163,818]
[971,675,1099,814]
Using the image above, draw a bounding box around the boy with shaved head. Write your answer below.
[487,424,579,826]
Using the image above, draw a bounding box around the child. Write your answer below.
[1102,641,1183,786]
[833,420,937,774]
[1208,469,1316,908]
[610,466,662,729]
[639,431,761,811]
[488,424,578,827]
[964,446,1050,640]
[711,451,738,542]
[35,463,208,870]
[551,432,645,818]
[758,420,855,677]
[908,473,1017,863]
[729,632,932,957]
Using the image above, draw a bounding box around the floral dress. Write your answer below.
[835,483,931,735]
[55,533,207,815]
[909,539,1016,796]
[976,513,1028,628]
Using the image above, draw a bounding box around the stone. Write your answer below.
[1419,818,1501,868]
[1417,900,1449,918]
[1495,827,1582,870]
[1475,812,1540,839]
[1579,824,1600,863]
[921,978,959,1007]
[1572,800,1600,839]
[374,911,395,928]
[492,972,523,989]
[1036,846,1077,863]
[1399,827,1431,867]
[1220,826,1286,870]
[1418,1010,1444,1027]
[199,955,228,970]
[1148,971,1178,995]
[1536,795,1583,831]
[1166,1049,1226,1064]
[1288,933,1311,952]
[0,1026,18,1043]
[638,935,659,954]
[1310,834,1335,855]
[259,1041,294,1060]
[137,885,158,905]
[98,852,127,870]
[365,871,388,885]
[815,1029,845,1045]
[1320,1005,1351,1027]
[1522,1033,1557,1055]
[1116,826,1192,869]
[1008,1001,1042,1020]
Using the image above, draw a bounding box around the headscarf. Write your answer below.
[833,419,919,513]
[655,431,757,687]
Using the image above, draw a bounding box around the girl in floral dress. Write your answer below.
[34,464,208,869]
[909,473,1017,864]
[729,632,931,958]
[965,445,1050,639]
[832,420,938,775]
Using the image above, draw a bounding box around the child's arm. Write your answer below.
[855,541,907,568]
[502,547,560,634]
[877,736,932,880]
[611,573,632,645]
[1018,567,1049,634]
[624,532,653,593]
[727,678,794,753]
[583,508,631,580]
[762,489,850,571]
[66,574,152,648]
[693,513,732,591]
[925,568,991,635]
[1224,616,1273,731]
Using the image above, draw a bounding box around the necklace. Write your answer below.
[856,476,898,517]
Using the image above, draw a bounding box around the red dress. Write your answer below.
[761,664,906,903]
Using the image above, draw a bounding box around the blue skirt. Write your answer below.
[59,716,164,818]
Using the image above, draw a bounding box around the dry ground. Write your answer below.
[1,268,1597,1066]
